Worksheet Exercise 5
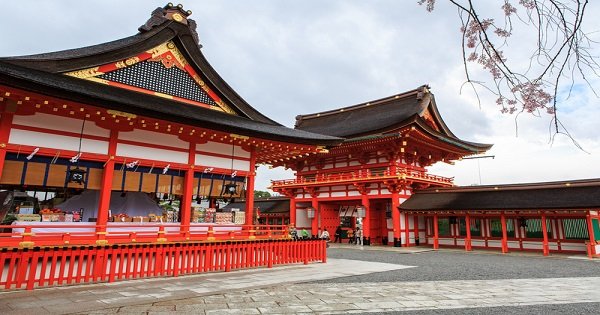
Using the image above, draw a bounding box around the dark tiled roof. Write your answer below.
[223,198,289,214]
[295,86,427,138]
[294,85,491,152]
[0,61,341,145]
[400,179,600,210]
[0,8,343,146]
[1,19,276,124]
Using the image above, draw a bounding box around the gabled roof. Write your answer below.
[400,178,600,211]
[0,4,342,146]
[294,85,491,152]
[223,197,290,214]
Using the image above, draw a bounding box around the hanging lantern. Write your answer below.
[356,205,366,218]
[68,167,87,185]
[68,117,87,185]
[306,207,315,219]
[224,183,238,196]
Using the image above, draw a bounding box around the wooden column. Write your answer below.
[541,212,549,256]
[501,212,508,253]
[413,215,420,246]
[361,194,371,245]
[289,196,296,227]
[465,213,472,251]
[586,211,596,258]
[391,192,401,247]
[311,198,319,237]
[0,101,15,179]
[404,212,410,246]
[96,129,118,239]
[245,148,256,227]
[433,213,439,250]
[180,142,195,235]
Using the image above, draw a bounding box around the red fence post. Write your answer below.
[224,242,230,272]
[303,240,309,265]
[267,241,273,268]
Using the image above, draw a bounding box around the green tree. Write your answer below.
[254,190,271,199]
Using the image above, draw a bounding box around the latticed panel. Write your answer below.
[98,61,218,106]
[563,218,589,240]
[524,219,553,238]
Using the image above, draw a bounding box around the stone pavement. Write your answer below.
[0,258,413,315]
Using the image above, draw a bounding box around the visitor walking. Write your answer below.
[355,227,363,246]
[321,229,330,241]
[290,226,298,240]
[347,228,354,244]
[334,226,343,243]
[321,229,331,248]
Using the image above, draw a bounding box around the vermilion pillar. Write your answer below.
[391,192,401,247]
[361,194,370,245]
[245,148,256,227]
[413,215,420,246]
[180,142,195,235]
[0,102,15,179]
[465,213,472,251]
[404,212,410,246]
[97,129,118,234]
[311,198,319,237]
[289,196,296,227]
[586,211,596,257]
[541,212,549,256]
[501,212,508,253]
[433,213,439,250]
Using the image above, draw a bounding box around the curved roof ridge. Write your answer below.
[295,85,428,124]
[0,5,281,125]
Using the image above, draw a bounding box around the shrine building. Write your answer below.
[271,85,492,246]
[271,86,600,256]
[0,4,335,290]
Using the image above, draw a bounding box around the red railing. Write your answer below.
[0,223,289,248]
[0,239,326,290]
[271,167,454,187]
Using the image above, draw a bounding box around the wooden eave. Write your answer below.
[1,20,275,124]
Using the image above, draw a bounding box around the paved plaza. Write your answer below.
[2,244,600,314]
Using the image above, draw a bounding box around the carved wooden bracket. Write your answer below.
[353,183,371,195]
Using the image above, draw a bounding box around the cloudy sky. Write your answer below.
[1,1,599,191]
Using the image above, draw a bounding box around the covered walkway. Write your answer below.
[399,179,600,257]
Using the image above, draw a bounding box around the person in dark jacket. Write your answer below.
[334,226,343,243]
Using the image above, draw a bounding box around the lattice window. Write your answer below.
[563,219,589,240]
[98,61,217,106]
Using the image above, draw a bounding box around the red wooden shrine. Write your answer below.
[0,4,335,290]
[271,86,600,257]
[272,85,491,246]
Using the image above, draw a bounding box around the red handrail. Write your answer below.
[271,167,453,187]
[0,223,290,248]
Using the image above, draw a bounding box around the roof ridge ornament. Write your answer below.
[139,3,200,45]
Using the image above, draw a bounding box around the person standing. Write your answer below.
[347,228,354,244]
[290,226,298,240]
[334,226,343,243]
[355,227,363,246]
[301,228,309,240]
[321,229,330,241]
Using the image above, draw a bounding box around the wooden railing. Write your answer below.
[0,223,290,248]
[271,168,454,187]
[0,238,327,290]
